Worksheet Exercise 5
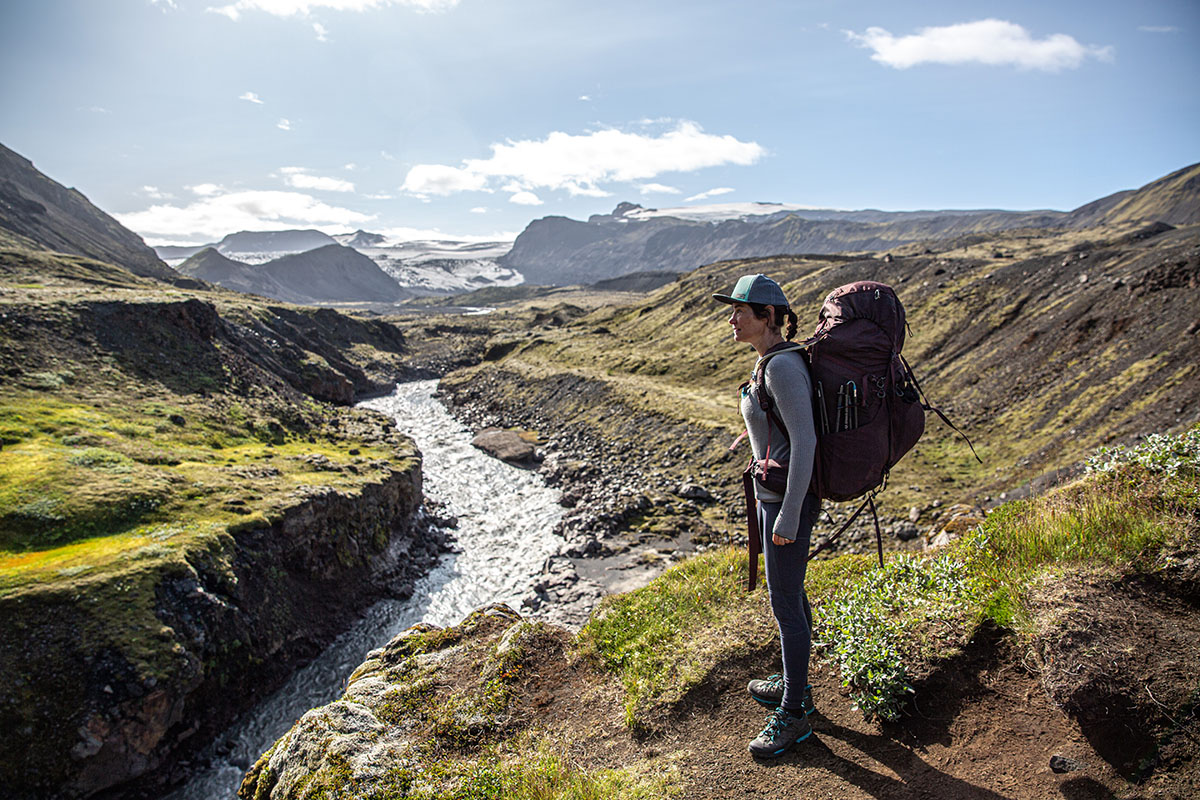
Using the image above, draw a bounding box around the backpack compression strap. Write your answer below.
[805,493,884,568]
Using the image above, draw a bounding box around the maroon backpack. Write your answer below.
[743,281,977,582]
[805,281,926,501]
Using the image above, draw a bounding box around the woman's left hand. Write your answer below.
[772,533,794,546]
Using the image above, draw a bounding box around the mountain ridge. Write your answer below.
[499,163,1200,285]
[179,243,411,304]
[0,143,178,282]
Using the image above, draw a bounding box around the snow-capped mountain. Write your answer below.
[156,230,520,295]
[348,238,521,295]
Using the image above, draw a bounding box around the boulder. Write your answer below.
[924,504,986,549]
[675,482,714,502]
[471,428,535,465]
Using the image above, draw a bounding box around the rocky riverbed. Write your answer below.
[436,366,982,631]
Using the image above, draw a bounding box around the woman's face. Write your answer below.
[728,302,771,346]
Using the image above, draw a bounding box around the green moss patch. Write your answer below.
[0,389,409,583]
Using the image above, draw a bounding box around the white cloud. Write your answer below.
[364,192,394,200]
[117,189,373,242]
[151,0,178,11]
[344,162,357,170]
[313,22,329,40]
[845,19,1114,71]
[277,118,292,130]
[638,183,680,195]
[83,106,111,114]
[579,95,591,101]
[401,164,490,197]
[685,187,734,202]
[400,122,764,201]
[239,91,264,104]
[509,191,544,206]
[279,166,354,192]
[562,183,612,198]
[208,0,459,21]
[1138,25,1180,34]
[142,185,173,200]
[189,183,224,197]
[380,150,396,160]
[470,207,488,214]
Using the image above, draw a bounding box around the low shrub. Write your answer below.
[1085,425,1200,478]
[813,555,980,720]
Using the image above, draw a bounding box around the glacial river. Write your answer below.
[168,380,564,800]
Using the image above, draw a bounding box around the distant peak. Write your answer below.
[612,202,644,217]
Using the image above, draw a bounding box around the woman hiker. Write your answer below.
[713,273,820,758]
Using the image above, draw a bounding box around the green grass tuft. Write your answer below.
[578,547,773,729]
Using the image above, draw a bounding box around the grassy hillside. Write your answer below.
[1079,162,1200,227]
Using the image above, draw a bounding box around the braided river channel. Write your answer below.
[168,379,565,800]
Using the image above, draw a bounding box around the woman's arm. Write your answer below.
[764,354,817,541]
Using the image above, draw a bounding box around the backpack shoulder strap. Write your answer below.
[753,341,812,441]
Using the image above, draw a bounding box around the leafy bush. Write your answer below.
[814,555,980,720]
[1085,425,1200,478]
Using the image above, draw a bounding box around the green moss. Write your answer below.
[0,388,409,581]
[376,677,437,726]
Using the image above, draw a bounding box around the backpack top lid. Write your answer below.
[817,281,906,353]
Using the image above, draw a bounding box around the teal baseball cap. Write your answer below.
[712,273,789,307]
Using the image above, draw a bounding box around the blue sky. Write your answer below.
[1,0,1196,245]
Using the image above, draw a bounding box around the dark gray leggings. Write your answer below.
[758,494,820,712]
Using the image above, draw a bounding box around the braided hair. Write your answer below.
[749,303,799,341]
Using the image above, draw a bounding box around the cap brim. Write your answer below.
[711,293,738,304]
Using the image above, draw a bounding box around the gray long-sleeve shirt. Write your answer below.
[740,347,817,540]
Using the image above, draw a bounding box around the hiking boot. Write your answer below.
[748,675,815,716]
[748,706,812,758]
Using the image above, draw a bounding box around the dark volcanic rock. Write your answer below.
[265,244,409,303]
[215,229,336,256]
[176,247,284,298]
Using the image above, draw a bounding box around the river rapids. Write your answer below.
[167,380,564,800]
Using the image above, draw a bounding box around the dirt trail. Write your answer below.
[669,643,1119,799]
[549,625,1197,800]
